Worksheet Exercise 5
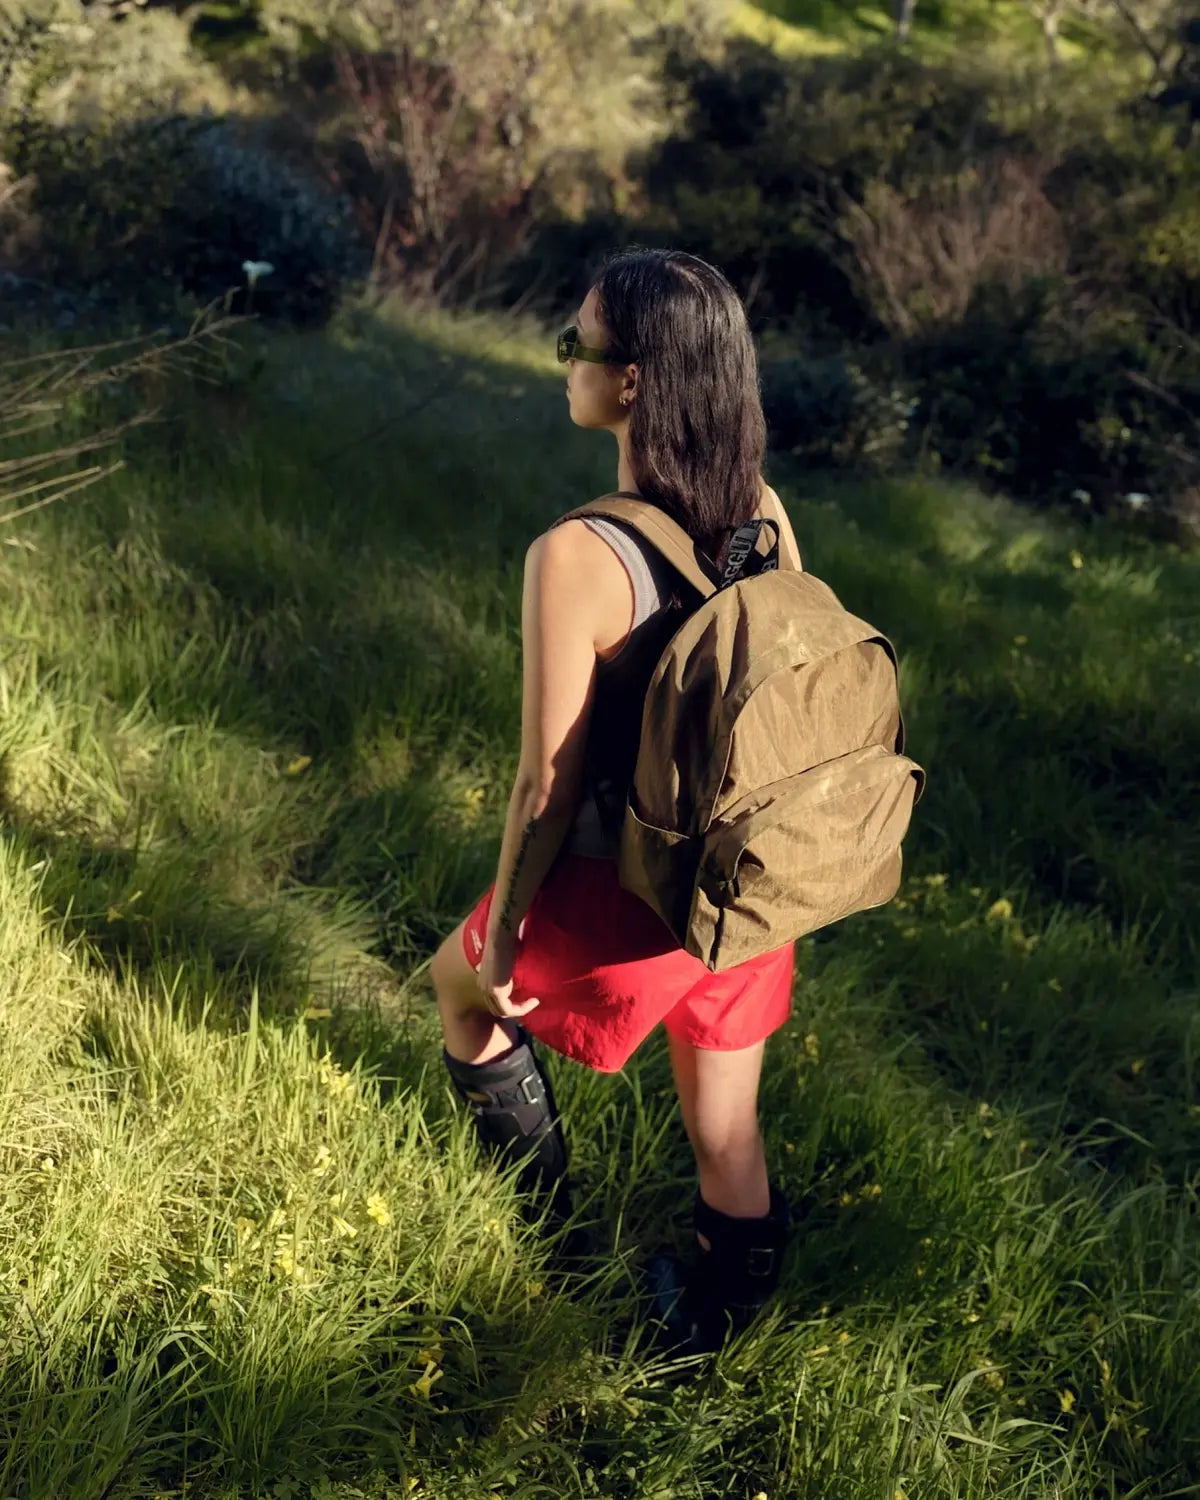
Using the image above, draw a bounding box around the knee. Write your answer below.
[689,1117,763,1170]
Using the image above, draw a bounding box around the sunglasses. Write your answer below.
[557,324,615,365]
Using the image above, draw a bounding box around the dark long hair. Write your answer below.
[593,248,766,568]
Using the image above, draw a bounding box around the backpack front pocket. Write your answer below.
[691,745,925,970]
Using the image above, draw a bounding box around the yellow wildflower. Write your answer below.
[409,1362,443,1401]
[326,1068,352,1097]
[1013,635,1028,646]
[285,755,312,776]
[304,1006,333,1020]
[803,1032,820,1062]
[274,1243,296,1277]
[1070,550,1084,570]
[1130,1058,1146,1076]
[987,898,1013,922]
[1059,1389,1076,1413]
[925,873,947,887]
[331,1215,357,1239]
[366,1193,392,1227]
[525,1281,544,1298]
[983,1368,1005,1391]
[310,1144,333,1177]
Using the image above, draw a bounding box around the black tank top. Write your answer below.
[562,517,690,859]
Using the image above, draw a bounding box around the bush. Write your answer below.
[259,0,699,303]
[902,278,1200,539]
[626,38,1044,337]
[760,351,917,471]
[3,114,369,322]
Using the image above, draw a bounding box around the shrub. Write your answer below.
[260,0,695,302]
[841,155,1068,339]
[627,39,1042,337]
[901,278,1200,538]
[4,114,368,322]
[760,351,917,471]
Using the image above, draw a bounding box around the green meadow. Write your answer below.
[1,298,1197,1499]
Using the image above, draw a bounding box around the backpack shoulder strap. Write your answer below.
[555,492,719,600]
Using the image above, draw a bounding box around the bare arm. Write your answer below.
[484,522,608,957]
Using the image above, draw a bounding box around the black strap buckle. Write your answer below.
[720,518,781,589]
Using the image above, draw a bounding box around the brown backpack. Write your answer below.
[558,491,926,972]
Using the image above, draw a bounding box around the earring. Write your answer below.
[621,394,632,407]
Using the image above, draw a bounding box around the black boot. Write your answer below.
[646,1184,791,1356]
[442,1025,573,1225]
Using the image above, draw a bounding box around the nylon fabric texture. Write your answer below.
[553,491,926,972]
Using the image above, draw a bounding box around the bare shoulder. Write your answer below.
[528,518,629,589]
[526,518,634,656]
[761,482,803,570]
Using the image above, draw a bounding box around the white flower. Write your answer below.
[1071,488,1091,504]
[242,260,275,285]
[1124,492,1151,511]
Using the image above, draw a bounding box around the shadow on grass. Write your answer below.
[13,299,1199,1231]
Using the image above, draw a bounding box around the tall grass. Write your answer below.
[0,294,1196,1498]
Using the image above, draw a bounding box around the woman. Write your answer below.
[430,248,802,1354]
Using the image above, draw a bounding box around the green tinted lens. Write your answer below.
[558,324,614,365]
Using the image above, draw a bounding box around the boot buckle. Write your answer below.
[519,1073,544,1108]
[746,1247,776,1279]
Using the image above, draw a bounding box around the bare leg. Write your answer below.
[431,922,518,1064]
[667,1033,770,1237]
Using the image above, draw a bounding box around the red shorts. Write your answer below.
[461,853,795,1073]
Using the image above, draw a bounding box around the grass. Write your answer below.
[731,0,1133,67]
[0,293,1197,1499]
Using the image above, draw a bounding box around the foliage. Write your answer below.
[253,0,706,300]
[760,348,917,469]
[2,113,369,321]
[897,279,1200,540]
[842,155,1067,339]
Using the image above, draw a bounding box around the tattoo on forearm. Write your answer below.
[497,816,539,934]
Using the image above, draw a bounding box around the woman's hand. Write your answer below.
[476,925,541,1020]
